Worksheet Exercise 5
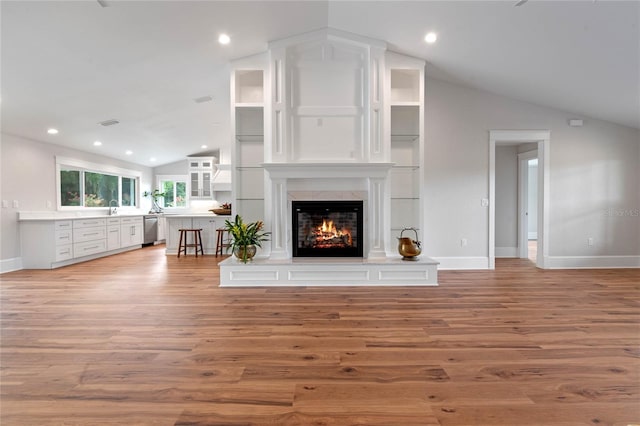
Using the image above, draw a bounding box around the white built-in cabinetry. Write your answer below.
[188,157,215,199]
[231,69,266,223]
[119,216,144,247]
[387,61,424,242]
[20,216,144,269]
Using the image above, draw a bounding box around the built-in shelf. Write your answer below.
[236,135,264,142]
[391,134,419,142]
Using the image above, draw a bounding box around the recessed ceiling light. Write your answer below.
[201,145,208,149]
[47,128,59,134]
[425,32,438,44]
[218,33,231,45]
[150,157,156,162]
[125,150,133,155]
[93,141,102,146]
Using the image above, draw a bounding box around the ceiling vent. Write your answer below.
[99,119,119,127]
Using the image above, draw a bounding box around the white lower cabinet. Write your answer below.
[193,218,218,252]
[73,239,108,258]
[120,217,143,247]
[107,217,121,250]
[165,216,223,255]
[20,215,145,269]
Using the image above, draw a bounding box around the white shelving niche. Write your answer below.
[387,63,424,246]
[232,66,267,226]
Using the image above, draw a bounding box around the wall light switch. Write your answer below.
[461,238,468,247]
[481,198,489,207]
[588,237,594,246]
[1,200,8,208]
[12,200,19,208]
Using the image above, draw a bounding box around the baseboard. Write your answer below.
[495,247,517,258]
[0,257,23,274]
[432,256,489,270]
[544,255,640,269]
[528,232,537,240]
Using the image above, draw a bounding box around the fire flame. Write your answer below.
[315,218,352,246]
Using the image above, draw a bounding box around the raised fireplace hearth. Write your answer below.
[292,200,363,258]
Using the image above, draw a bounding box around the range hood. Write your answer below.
[212,165,231,191]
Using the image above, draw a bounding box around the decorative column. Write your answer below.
[268,176,289,259]
[367,176,388,259]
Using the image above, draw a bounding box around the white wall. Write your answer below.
[0,133,153,264]
[495,145,518,254]
[424,77,640,266]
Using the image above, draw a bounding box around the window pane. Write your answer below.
[84,172,118,207]
[176,182,186,207]
[162,181,174,207]
[121,177,136,207]
[60,170,81,206]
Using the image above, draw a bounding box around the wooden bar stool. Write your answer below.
[215,228,230,257]
[177,228,204,257]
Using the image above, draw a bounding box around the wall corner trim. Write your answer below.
[1,257,24,274]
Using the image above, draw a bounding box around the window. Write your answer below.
[60,169,81,206]
[159,177,187,208]
[84,171,118,207]
[121,177,136,207]
[56,157,141,209]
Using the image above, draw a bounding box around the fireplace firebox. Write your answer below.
[292,201,364,257]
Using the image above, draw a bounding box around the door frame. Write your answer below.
[489,130,550,269]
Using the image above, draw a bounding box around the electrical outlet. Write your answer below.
[588,237,594,246]
[461,238,468,247]
[12,200,19,209]
[481,198,489,207]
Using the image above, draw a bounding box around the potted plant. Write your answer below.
[224,214,270,262]
[143,189,166,213]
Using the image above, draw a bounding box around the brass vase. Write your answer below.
[234,244,257,262]
[397,228,421,260]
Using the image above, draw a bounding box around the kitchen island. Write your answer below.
[164,214,231,255]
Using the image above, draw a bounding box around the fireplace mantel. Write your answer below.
[262,163,394,179]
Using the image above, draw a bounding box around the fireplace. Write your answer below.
[292,200,364,258]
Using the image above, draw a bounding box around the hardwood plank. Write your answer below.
[1,246,639,425]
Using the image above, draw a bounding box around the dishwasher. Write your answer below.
[143,215,158,246]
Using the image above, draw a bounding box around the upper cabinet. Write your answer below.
[187,156,215,199]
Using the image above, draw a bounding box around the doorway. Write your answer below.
[489,130,550,269]
[518,151,538,262]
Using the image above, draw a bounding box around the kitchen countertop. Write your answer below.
[164,213,231,218]
[18,211,233,221]
[18,211,147,221]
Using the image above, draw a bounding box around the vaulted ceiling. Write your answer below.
[1,1,638,166]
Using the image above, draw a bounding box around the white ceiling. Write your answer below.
[1,1,638,167]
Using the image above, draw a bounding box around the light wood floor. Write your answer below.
[1,245,639,425]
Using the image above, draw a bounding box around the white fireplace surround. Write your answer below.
[263,162,394,260]
[220,29,439,286]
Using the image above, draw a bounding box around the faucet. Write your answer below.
[109,199,118,216]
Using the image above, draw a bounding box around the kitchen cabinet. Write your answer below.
[107,217,121,250]
[19,215,144,269]
[165,215,225,255]
[188,156,215,199]
[120,216,143,247]
[193,217,219,252]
